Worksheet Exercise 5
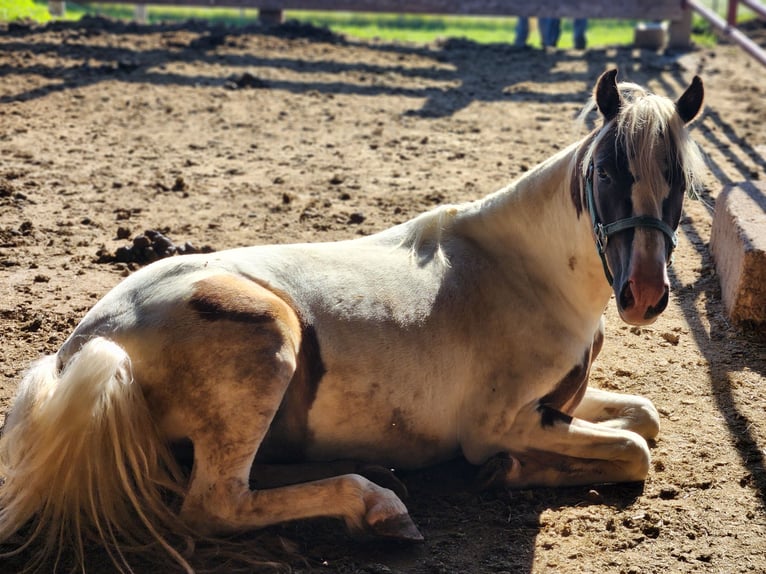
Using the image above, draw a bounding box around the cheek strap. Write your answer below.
[585,164,678,287]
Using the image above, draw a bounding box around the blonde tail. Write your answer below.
[0,337,193,572]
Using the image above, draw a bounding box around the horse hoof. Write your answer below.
[371,513,424,541]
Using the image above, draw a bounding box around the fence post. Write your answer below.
[134,4,149,23]
[727,0,739,25]
[668,6,693,48]
[48,1,65,17]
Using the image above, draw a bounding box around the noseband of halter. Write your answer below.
[584,162,678,286]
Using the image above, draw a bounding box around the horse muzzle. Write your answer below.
[615,239,671,325]
[617,276,670,325]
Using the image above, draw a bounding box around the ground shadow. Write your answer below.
[660,61,766,511]
[1,17,699,119]
[271,458,643,573]
[666,95,766,514]
[1,456,645,573]
[669,260,766,505]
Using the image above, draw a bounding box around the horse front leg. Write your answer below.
[476,404,651,489]
[571,387,660,440]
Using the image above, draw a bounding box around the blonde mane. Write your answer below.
[400,81,706,268]
[398,204,460,267]
[579,81,706,199]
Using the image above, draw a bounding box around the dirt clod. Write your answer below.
[101,229,214,265]
[661,332,680,345]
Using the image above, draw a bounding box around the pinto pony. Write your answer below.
[0,70,704,571]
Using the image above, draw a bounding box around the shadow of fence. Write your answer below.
[0,17,695,119]
[660,69,766,512]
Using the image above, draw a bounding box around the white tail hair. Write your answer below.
[0,338,193,573]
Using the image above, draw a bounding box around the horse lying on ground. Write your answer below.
[0,70,705,572]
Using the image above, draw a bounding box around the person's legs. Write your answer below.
[549,18,561,46]
[540,18,561,47]
[514,17,529,47]
[574,18,588,49]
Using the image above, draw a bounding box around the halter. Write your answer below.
[584,162,677,286]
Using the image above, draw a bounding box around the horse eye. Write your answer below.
[596,166,610,182]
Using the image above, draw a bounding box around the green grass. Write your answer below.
[1,1,744,49]
[287,12,642,48]
[290,12,722,48]
[0,0,51,22]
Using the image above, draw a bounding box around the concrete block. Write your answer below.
[134,4,148,24]
[634,22,667,50]
[48,1,65,17]
[710,181,766,326]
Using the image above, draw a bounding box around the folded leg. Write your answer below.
[572,387,660,439]
[479,403,651,489]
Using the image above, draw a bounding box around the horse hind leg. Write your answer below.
[250,461,409,500]
[173,275,420,540]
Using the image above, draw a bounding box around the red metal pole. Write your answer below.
[727,0,739,25]
[685,0,766,67]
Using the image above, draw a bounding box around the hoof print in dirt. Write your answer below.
[96,229,214,266]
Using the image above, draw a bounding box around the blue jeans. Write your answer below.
[539,17,560,47]
[514,17,530,47]
[523,18,587,48]
[573,18,588,48]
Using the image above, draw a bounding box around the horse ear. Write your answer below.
[676,75,704,124]
[594,69,621,122]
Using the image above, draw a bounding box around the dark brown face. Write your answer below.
[587,69,704,326]
[591,130,684,325]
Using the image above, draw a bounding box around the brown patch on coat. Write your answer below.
[189,275,297,332]
[539,348,590,420]
[247,281,327,464]
[538,326,604,422]
[129,274,307,457]
[258,323,326,463]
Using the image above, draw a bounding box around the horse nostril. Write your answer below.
[644,286,670,320]
[619,281,635,311]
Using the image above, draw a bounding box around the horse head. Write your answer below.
[582,69,704,326]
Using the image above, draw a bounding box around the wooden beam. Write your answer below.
[76,0,685,20]
[668,7,692,48]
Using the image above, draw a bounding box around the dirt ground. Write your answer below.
[1,16,766,574]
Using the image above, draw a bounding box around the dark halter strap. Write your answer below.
[584,163,678,286]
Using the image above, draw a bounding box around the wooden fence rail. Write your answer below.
[49,0,695,47]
